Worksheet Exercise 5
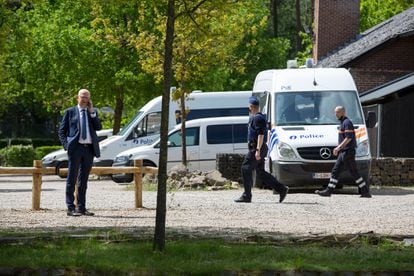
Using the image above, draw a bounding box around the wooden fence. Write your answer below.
[0,159,158,210]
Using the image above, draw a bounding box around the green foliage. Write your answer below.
[0,138,32,149]
[360,0,414,32]
[0,145,35,166]
[34,145,62,160]
[295,31,313,66]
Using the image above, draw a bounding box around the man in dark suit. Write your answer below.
[58,89,102,216]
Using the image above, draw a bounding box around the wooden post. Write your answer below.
[32,160,42,210]
[134,159,143,208]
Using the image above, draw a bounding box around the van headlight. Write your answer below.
[356,140,370,157]
[114,155,130,164]
[277,142,298,160]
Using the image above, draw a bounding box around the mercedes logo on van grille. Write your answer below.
[319,147,332,159]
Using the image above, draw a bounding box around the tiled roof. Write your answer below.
[316,7,414,68]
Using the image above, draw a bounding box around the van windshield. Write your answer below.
[118,111,143,136]
[274,91,364,126]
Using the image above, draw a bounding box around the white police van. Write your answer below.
[111,116,249,183]
[95,91,251,167]
[253,64,376,187]
[41,129,113,176]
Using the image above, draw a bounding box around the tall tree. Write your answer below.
[153,0,175,252]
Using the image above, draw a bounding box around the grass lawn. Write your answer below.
[0,231,413,274]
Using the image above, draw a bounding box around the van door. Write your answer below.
[126,112,162,147]
[203,124,237,170]
[232,124,248,153]
[166,127,200,170]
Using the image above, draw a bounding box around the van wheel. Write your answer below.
[112,161,156,184]
[56,161,68,178]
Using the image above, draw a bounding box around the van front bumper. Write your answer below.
[272,159,371,187]
[93,159,113,167]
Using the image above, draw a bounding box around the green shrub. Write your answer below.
[32,138,57,148]
[0,145,36,167]
[35,146,63,160]
[0,138,32,148]
[0,138,58,149]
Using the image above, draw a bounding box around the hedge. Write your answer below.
[0,145,62,166]
[0,138,57,149]
[0,145,36,167]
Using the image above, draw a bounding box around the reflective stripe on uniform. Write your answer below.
[356,177,366,188]
[328,178,338,188]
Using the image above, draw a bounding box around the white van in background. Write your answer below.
[111,116,249,183]
[41,129,113,175]
[253,67,376,187]
[95,91,251,167]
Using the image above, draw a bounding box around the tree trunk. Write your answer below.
[180,91,187,167]
[295,0,302,52]
[153,0,175,252]
[112,88,124,135]
[270,0,279,37]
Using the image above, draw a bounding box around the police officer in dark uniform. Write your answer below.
[315,106,372,197]
[235,96,289,203]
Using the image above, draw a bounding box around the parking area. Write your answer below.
[1,174,414,238]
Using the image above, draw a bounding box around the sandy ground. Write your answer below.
[1,174,414,239]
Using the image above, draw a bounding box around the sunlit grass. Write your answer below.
[0,232,413,274]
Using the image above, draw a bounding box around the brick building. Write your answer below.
[312,1,414,158]
[313,0,414,93]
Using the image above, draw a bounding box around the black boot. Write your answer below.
[234,195,251,203]
[279,186,289,203]
[360,185,372,198]
[315,187,333,197]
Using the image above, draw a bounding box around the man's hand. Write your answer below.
[87,100,94,113]
[333,146,341,156]
[255,150,261,160]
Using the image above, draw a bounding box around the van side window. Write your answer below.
[207,124,233,144]
[127,112,161,140]
[186,108,248,121]
[233,124,248,143]
[167,127,199,147]
[207,124,247,144]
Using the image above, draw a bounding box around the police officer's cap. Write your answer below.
[249,96,259,106]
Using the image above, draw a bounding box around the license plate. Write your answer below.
[312,172,331,179]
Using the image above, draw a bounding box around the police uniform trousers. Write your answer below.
[241,144,285,199]
[328,148,368,191]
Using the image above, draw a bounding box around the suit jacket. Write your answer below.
[58,106,102,157]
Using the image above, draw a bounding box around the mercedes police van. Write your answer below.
[253,63,376,187]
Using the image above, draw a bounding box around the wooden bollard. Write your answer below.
[134,159,143,208]
[32,160,42,210]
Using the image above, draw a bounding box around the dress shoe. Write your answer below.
[279,186,289,203]
[360,192,372,198]
[234,196,251,203]
[67,209,81,216]
[315,188,333,197]
[78,209,95,216]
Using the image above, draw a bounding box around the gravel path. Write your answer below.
[1,175,414,239]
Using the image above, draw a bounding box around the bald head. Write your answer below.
[335,106,345,119]
[77,89,91,108]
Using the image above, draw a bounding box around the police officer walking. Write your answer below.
[235,96,289,203]
[315,106,372,197]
